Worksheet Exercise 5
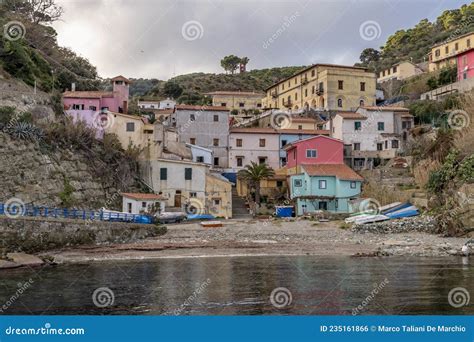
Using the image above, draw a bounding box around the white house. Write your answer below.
[122,193,166,215]
[328,106,414,170]
[139,158,209,209]
[159,98,176,109]
[186,143,214,165]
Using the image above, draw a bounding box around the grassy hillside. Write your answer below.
[145,66,305,104]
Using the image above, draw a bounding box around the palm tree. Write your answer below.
[238,162,275,206]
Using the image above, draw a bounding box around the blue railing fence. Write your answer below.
[0,203,153,224]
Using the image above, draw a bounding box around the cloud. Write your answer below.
[53,0,468,80]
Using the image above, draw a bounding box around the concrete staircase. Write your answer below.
[232,187,252,219]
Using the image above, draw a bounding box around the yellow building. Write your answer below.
[206,173,232,218]
[236,167,287,199]
[263,64,376,111]
[428,32,474,72]
[205,91,264,114]
[377,61,424,83]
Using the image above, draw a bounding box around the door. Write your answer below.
[319,201,328,210]
[174,190,182,208]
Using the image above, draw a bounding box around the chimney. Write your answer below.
[71,83,76,92]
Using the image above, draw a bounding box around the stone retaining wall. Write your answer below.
[0,216,166,254]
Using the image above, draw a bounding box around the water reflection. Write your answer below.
[0,256,472,315]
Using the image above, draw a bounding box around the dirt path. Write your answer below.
[44,219,468,263]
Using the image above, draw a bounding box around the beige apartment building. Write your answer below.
[205,91,264,114]
[377,61,424,83]
[263,64,377,112]
[428,32,474,72]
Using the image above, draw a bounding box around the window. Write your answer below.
[306,149,317,158]
[435,49,440,57]
[298,125,303,130]
[221,103,226,107]
[338,80,343,90]
[293,149,296,159]
[72,104,84,110]
[387,69,391,75]
[236,157,243,167]
[281,139,287,147]
[190,114,195,121]
[282,84,285,90]
[239,103,245,108]
[353,143,360,151]
[305,89,308,97]
[196,156,204,163]
[257,103,262,108]
[377,122,385,131]
[464,72,468,80]
[360,82,365,91]
[377,143,383,151]
[354,121,362,130]
[350,181,356,189]
[391,140,399,148]
[259,139,266,147]
[276,181,284,188]
[213,138,219,146]
[258,157,267,165]
[360,100,364,107]
[288,81,290,87]
[312,85,315,94]
[190,192,197,198]
[385,141,388,149]
[468,39,471,48]
[318,82,324,92]
[213,114,219,122]
[294,79,297,85]
[190,138,196,145]
[393,66,397,73]
[142,201,147,208]
[402,121,412,129]
[126,122,135,132]
[236,138,243,147]
[89,106,97,111]
[319,180,327,189]
[311,69,315,77]
[337,99,343,108]
[213,199,220,206]
[184,168,192,180]
[213,157,219,166]
[295,92,298,101]
[445,46,449,54]
[382,70,386,76]
[455,42,459,50]
[280,157,287,166]
[160,168,167,180]
[294,179,302,187]
[127,203,132,213]
[115,80,124,85]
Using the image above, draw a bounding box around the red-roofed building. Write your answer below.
[122,192,166,215]
[283,135,363,215]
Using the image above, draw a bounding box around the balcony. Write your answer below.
[283,100,293,108]
[301,77,308,85]
[316,88,324,95]
[271,92,279,99]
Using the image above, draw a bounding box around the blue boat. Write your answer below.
[187,214,216,221]
[385,205,419,219]
[381,202,413,215]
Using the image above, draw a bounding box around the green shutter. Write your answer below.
[185,168,192,180]
[160,168,167,180]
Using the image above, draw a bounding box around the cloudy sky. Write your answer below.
[53,0,469,80]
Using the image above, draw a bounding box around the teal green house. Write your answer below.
[289,164,363,215]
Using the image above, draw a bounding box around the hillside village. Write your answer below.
[57,31,473,226]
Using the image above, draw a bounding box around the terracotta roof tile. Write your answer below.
[205,91,265,96]
[301,164,364,181]
[63,91,114,99]
[121,193,164,200]
[361,106,409,112]
[336,112,367,120]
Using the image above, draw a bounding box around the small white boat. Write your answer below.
[353,214,390,225]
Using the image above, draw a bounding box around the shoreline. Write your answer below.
[36,219,469,264]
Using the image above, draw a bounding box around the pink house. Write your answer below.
[457,48,474,81]
[284,135,344,169]
[63,76,130,138]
